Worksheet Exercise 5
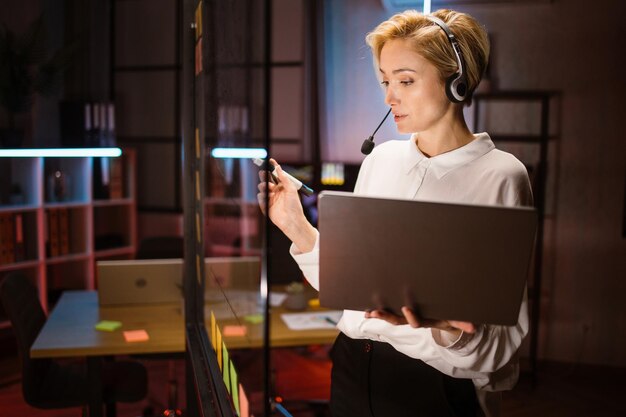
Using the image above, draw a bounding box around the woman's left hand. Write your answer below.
[365,307,476,334]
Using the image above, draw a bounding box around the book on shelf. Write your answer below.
[6,215,15,263]
[0,214,15,264]
[47,209,60,258]
[58,208,70,255]
[14,213,25,262]
[60,100,117,148]
[109,157,124,199]
[0,214,4,264]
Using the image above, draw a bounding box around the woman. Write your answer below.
[258,9,531,417]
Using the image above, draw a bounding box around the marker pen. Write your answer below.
[252,158,314,196]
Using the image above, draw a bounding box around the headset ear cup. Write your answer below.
[446,74,466,103]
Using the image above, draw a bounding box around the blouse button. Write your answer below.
[364,341,372,353]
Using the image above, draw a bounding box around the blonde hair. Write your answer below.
[365,9,490,103]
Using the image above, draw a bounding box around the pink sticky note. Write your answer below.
[239,383,250,417]
[123,330,149,342]
[223,325,247,337]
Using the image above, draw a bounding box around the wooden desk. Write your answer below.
[31,290,338,417]
[31,290,339,358]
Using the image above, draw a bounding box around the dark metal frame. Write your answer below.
[111,0,184,213]
[182,0,273,415]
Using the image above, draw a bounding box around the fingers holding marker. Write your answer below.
[257,180,277,193]
[272,161,296,192]
[255,158,314,196]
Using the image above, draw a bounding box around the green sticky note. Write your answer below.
[222,341,230,394]
[244,314,264,324]
[230,361,240,415]
[95,320,122,332]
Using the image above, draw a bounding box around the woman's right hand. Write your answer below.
[257,159,317,252]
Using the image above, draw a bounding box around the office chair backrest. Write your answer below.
[2,273,148,410]
[0,273,55,406]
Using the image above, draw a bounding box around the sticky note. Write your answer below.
[230,362,239,415]
[222,341,230,393]
[123,330,149,342]
[239,383,250,417]
[216,326,223,370]
[223,325,247,337]
[95,320,122,332]
[210,311,217,351]
[244,314,264,324]
[308,298,320,308]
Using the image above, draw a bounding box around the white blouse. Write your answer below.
[290,133,533,416]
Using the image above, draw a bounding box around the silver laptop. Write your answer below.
[97,256,261,306]
[318,191,537,326]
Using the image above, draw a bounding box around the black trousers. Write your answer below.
[329,332,478,417]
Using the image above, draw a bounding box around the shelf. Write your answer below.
[472,89,559,383]
[0,259,42,272]
[0,148,137,317]
[92,198,134,207]
[43,201,90,209]
[0,205,40,214]
[45,252,91,265]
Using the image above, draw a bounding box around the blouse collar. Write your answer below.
[404,132,495,179]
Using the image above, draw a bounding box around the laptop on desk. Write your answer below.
[97,257,261,306]
[317,191,537,326]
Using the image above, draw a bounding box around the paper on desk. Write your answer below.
[269,291,287,307]
[281,310,343,330]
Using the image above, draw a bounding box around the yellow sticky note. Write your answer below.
[230,361,239,415]
[239,383,250,417]
[222,341,230,394]
[216,326,223,371]
[210,311,217,351]
[95,320,121,332]
[123,330,149,343]
[195,2,202,39]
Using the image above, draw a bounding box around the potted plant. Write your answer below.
[284,281,308,311]
[0,16,73,147]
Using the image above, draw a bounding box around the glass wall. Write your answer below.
[183,0,270,416]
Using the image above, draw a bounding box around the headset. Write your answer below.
[361,15,471,155]
[426,15,469,103]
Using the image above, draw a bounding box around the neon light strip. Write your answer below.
[0,148,122,158]
[424,0,431,15]
[210,148,267,159]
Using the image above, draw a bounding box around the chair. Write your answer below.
[0,272,147,415]
[135,236,184,416]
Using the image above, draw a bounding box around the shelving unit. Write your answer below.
[472,90,559,382]
[0,149,136,322]
[203,158,262,257]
